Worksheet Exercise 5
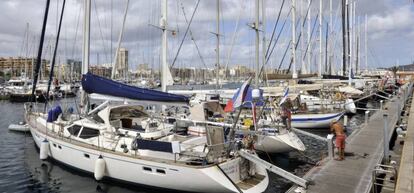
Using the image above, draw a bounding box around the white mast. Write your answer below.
[357,16,360,75]
[255,0,260,85]
[349,2,352,65]
[318,0,322,77]
[292,0,298,79]
[216,0,220,90]
[161,0,168,92]
[262,0,266,82]
[300,0,305,74]
[111,0,130,80]
[329,0,333,74]
[365,14,368,71]
[307,0,311,74]
[81,0,91,113]
[24,23,29,89]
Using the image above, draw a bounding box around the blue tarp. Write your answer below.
[82,72,189,103]
[47,106,62,122]
[232,88,264,108]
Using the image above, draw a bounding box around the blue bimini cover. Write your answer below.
[81,72,189,103]
[47,106,62,122]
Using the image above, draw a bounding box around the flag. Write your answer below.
[279,87,289,106]
[233,77,252,109]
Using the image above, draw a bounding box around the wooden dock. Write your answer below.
[288,93,409,193]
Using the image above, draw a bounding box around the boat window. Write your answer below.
[143,167,152,172]
[78,127,100,139]
[67,125,82,136]
[156,169,166,174]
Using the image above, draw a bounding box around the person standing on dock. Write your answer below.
[330,120,346,160]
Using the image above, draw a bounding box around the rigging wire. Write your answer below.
[45,0,66,110]
[170,0,201,69]
[178,0,207,68]
[93,0,109,64]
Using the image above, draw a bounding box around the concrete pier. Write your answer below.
[396,94,414,192]
[288,83,413,193]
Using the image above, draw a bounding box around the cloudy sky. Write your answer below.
[0,0,413,73]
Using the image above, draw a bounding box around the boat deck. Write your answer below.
[237,174,266,190]
[288,94,404,193]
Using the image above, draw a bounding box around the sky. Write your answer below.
[0,0,413,73]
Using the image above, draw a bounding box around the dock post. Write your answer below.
[380,100,384,110]
[327,134,334,160]
[365,111,369,124]
[383,113,389,164]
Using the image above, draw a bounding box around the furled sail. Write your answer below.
[82,72,188,103]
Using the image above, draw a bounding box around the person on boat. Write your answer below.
[330,120,346,161]
[281,99,292,130]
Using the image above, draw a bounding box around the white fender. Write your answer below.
[39,140,49,160]
[344,99,357,114]
[94,155,106,181]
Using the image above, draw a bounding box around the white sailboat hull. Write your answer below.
[27,116,268,193]
[255,131,306,153]
[291,112,345,129]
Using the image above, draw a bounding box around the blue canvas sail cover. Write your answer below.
[82,72,189,103]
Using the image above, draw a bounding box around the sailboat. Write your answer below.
[25,0,269,192]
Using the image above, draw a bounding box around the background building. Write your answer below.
[115,48,128,79]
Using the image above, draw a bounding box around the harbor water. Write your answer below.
[0,99,366,193]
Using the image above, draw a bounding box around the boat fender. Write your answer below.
[94,155,106,181]
[39,139,49,160]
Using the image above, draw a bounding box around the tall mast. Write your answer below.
[329,0,333,75]
[161,0,168,92]
[307,0,311,74]
[25,23,29,79]
[80,0,91,113]
[318,0,322,77]
[292,0,298,79]
[356,16,360,75]
[255,0,260,85]
[341,0,347,76]
[262,0,266,82]
[216,0,220,90]
[300,0,304,74]
[365,14,368,71]
[347,0,352,85]
[353,1,356,74]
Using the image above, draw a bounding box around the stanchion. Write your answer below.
[365,111,369,124]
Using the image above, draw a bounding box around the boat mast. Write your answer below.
[216,0,220,90]
[24,23,29,90]
[255,0,260,85]
[307,0,311,74]
[341,0,347,76]
[365,14,368,71]
[329,0,332,75]
[262,0,267,83]
[292,0,298,79]
[318,0,322,77]
[161,0,168,92]
[300,0,304,74]
[80,0,91,114]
